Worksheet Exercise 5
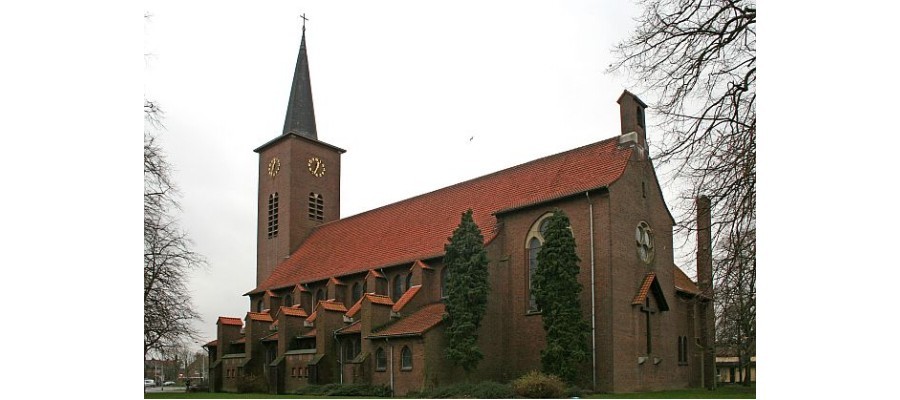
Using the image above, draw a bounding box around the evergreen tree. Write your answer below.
[533,209,590,383]
[442,209,490,373]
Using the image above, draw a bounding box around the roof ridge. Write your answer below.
[254,135,632,292]
[315,137,622,227]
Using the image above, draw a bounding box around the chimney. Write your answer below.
[696,196,712,295]
[616,90,648,151]
[696,195,716,389]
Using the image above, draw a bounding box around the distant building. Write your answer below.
[204,24,715,395]
[717,356,756,384]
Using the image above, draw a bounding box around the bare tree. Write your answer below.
[610,0,756,366]
[145,15,205,357]
[144,101,205,358]
[714,228,755,384]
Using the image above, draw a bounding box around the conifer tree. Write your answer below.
[442,209,490,373]
[533,209,590,383]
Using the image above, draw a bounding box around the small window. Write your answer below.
[268,193,279,238]
[441,267,449,299]
[315,289,326,307]
[256,299,264,313]
[308,192,324,221]
[392,275,404,302]
[351,282,362,304]
[344,338,359,361]
[678,336,689,365]
[637,106,645,128]
[284,294,293,307]
[406,272,413,292]
[375,347,387,371]
[400,346,412,370]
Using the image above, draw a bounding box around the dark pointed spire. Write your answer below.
[283,21,317,139]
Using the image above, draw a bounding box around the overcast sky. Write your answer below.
[4,0,900,396]
[144,0,649,345]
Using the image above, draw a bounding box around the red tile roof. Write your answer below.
[345,297,363,318]
[392,285,421,313]
[330,277,346,286]
[218,317,243,326]
[265,290,276,297]
[368,303,446,338]
[262,332,279,342]
[280,306,309,318]
[305,310,317,323]
[673,266,701,295]
[248,312,274,322]
[632,272,657,305]
[317,300,347,313]
[337,320,361,335]
[366,269,385,279]
[347,293,394,318]
[204,339,218,347]
[365,293,394,306]
[412,260,433,270]
[253,138,632,292]
[631,272,670,311]
[299,328,317,338]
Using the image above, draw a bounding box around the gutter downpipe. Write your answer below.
[387,338,394,396]
[333,330,343,384]
[585,191,597,391]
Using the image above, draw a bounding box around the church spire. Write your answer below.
[282,17,317,139]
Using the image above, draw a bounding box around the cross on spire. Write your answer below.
[300,13,309,32]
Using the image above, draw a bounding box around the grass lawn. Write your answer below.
[587,384,755,399]
[146,384,755,399]
[145,393,329,399]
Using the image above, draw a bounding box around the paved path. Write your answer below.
[144,386,186,393]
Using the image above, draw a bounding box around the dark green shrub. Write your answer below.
[565,385,583,398]
[327,383,392,397]
[235,374,267,393]
[412,381,514,398]
[295,383,391,397]
[512,371,566,398]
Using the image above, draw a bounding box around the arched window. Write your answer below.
[256,299,264,313]
[283,294,293,307]
[441,267,449,299]
[375,347,387,371]
[392,275,404,302]
[351,282,362,305]
[267,193,279,238]
[314,289,325,308]
[525,214,554,312]
[400,346,412,370]
[344,337,360,361]
[308,192,324,221]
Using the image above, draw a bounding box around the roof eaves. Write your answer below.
[494,185,610,216]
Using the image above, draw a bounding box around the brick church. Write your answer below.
[204,25,715,395]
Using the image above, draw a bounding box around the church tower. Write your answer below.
[253,23,345,286]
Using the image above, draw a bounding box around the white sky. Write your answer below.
[144,0,646,346]
[5,1,900,396]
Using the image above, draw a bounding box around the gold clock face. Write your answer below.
[307,157,326,177]
[267,158,281,177]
